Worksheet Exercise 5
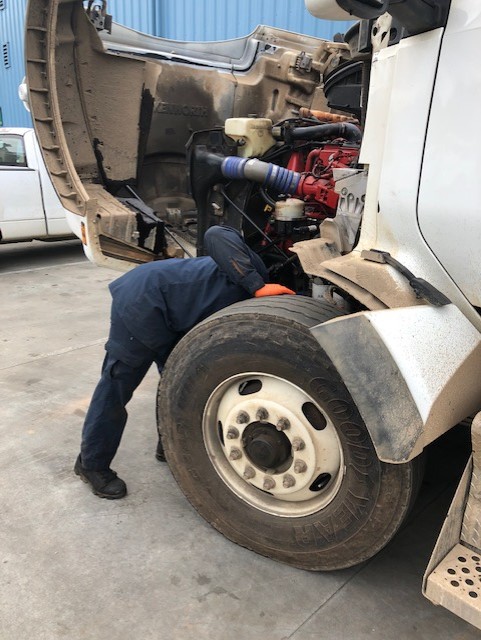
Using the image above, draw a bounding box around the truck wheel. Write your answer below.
[158,296,423,570]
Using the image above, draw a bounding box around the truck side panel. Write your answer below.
[418,2,481,307]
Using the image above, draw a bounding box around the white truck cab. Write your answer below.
[23,0,481,629]
[0,127,74,243]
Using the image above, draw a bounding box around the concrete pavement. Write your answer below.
[0,240,479,639]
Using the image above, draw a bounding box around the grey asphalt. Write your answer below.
[0,240,479,640]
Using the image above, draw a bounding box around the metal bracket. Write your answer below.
[86,1,112,33]
[371,13,393,53]
[295,52,313,73]
[361,248,451,307]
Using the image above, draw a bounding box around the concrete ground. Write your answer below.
[0,239,479,640]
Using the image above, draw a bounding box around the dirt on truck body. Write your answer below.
[25,0,350,266]
[25,1,481,629]
[25,0,421,575]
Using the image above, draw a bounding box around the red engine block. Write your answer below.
[287,145,360,218]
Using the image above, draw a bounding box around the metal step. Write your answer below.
[462,413,481,551]
[425,543,481,628]
[424,412,481,629]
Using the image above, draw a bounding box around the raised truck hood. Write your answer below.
[25,0,350,269]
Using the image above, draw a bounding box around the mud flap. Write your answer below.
[310,304,481,463]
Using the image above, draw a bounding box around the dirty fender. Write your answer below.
[310,305,481,463]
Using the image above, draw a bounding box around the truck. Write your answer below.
[23,0,481,628]
[0,127,74,243]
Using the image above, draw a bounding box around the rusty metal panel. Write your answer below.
[0,0,31,126]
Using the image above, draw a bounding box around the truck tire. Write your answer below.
[158,296,423,570]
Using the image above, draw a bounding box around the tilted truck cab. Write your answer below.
[25,0,481,629]
[25,0,350,268]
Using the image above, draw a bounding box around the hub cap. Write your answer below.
[203,373,344,517]
[243,422,292,471]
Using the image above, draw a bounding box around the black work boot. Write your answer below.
[74,455,127,499]
[155,436,166,462]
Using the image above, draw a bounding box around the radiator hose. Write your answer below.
[289,122,361,143]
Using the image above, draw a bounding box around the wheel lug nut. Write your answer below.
[226,427,239,440]
[243,466,256,480]
[276,417,290,431]
[283,474,296,488]
[292,437,305,451]
[263,477,276,491]
[236,411,249,424]
[229,448,242,461]
[256,407,269,421]
[294,460,307,474]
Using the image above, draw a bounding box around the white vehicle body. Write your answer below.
[0,127,74,243]
[306,0,481,465]
[305,0,481,627]
[24,0,481,629]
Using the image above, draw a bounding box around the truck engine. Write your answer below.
[188,112,363,293]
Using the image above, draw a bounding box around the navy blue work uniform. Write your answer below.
[80,226,268,471]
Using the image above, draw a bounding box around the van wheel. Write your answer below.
[158,297,423,570]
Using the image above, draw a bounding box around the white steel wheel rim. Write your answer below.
[202,373,345,518]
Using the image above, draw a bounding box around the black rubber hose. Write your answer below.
[289,122,361,143]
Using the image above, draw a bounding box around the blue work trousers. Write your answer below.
[80,308,168,471]
[80,353,158,470]
[79,226,266,471]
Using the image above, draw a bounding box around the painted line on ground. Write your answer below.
[0,260,89,276]
[1,338,106,371]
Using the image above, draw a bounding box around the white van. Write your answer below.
[0,127,74,243]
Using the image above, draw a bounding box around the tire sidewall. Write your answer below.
[160,314,400,569]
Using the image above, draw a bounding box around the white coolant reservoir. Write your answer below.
[224,118,276,158]
[274,198,305,221]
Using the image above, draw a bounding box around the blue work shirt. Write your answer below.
[106,226,268,366]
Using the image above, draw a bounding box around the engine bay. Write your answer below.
[187,112,364,294]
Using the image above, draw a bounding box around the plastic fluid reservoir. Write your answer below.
[274,198,305,221]
[225,118,276,158]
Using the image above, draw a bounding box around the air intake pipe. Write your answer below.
[221,156,301,194]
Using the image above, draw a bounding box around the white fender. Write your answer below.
[310,304,481,462]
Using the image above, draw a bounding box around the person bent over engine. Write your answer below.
[74,225,295,498]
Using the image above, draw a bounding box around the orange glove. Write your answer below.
[254,284,296,297]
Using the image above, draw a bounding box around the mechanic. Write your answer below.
[74,225,295,499]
